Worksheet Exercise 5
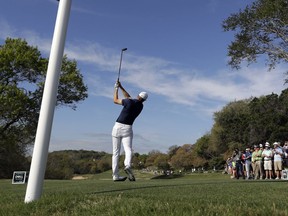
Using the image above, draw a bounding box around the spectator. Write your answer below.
[240,150,246,178]
[262,142,273,180]
[226,157,233,175]
[251,145,257,178]
[273,142,284,180]
[283,141,288,153]
[259,143,265,178]
[253,145,263,180]
[231,148,243,179]
[243,148,252,180]
[283,141,288,167]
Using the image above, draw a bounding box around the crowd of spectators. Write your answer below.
[226,141,288,180]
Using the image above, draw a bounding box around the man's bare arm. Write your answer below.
[113,81,131,105]
[113,87,122,105]
[119,82,131,99]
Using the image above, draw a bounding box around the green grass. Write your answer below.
[1,172,288,216]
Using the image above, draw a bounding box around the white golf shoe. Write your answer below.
[113,176,127,182]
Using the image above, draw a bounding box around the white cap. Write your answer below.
[139,92,148,101]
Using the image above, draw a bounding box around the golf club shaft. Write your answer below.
[117,48,127,81]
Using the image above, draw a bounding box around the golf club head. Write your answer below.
[122,48,127,52]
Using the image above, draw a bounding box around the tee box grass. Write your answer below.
[0,172,287,216]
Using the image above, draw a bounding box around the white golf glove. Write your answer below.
[114,82,119,89]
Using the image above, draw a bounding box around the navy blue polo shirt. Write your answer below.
[116,98,143,125]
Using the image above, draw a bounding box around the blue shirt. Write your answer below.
[244,151,252,162]
[116,99,143,125]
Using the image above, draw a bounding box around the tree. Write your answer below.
[132,152,148,169]
[213,100,251,146]
[167,145,180,159]
[145,150,162,168]
[153,153,170,171]
[249,92,288,143]
[248,94,279,143]
[45,152,74,179]
[170,144,193,171]
[94,155,111,173]
[222,0,288,76]
[0,38,88,178]
[193,135,212,159]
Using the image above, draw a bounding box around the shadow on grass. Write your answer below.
[150,174,184,180]
[89,183,190,195]
[89,175,188,195]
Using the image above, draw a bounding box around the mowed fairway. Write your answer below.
[1,172,288,216]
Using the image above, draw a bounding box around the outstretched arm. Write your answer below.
[119,81,131,99]
[113,86,122,105]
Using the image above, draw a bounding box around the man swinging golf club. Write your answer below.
[112,80,148,181]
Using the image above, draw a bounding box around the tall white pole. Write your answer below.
[25,0,72,203]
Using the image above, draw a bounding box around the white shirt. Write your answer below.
[274,147,283,162]
[262,149,272,160]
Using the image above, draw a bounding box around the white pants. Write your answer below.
[245,161,251,178]
[112,122,133,178]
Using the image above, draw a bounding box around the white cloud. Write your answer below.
[1,20,287,117]
[81,45,286,114]
[0,19,52,54]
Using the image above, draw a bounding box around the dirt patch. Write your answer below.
[72,176,88,180]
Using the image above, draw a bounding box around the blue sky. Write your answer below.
[1,0,287,154]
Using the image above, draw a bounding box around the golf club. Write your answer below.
[117,48,127,81]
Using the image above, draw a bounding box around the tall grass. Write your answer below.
[1,172,287,216]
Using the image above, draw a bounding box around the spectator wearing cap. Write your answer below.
[243,148,252,179]
[273,142,284,180]
[262,142,273,180]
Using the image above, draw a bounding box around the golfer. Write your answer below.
[112,81,148,181]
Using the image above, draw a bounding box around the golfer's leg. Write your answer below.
[112,136,121,179]
[122,135,133,168]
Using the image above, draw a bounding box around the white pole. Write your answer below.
[25,0,72,203]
